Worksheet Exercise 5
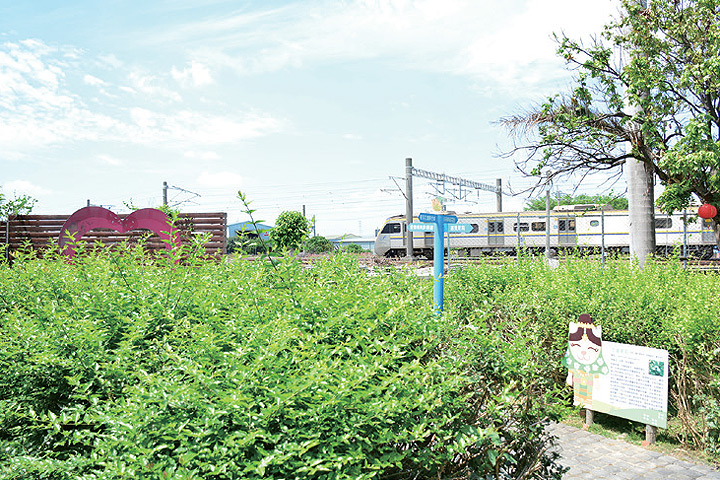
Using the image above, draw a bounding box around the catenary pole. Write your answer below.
[496,178,503,212]
[545,175,551,259]
[405,158,414,259]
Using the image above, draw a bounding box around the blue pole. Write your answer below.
[433,218,445,313]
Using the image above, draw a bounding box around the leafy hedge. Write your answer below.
[446,255,720,460]
[0,245,566,479]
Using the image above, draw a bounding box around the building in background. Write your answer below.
[326,234,375,252]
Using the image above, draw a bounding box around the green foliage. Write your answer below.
[0,189,35,220]
[228,231,271,255]
[525,193,628,211]
[303,235,333,254]
[342,244,366,254]
[236,191,278,268]
[445,255,720,461]
[0,246,567,479]
[505,0,720,243]
[270,211,309,252]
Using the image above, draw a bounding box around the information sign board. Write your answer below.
[591,341,669,428]
[563,314,669,429]
[446,223,472,233]
[418,212,458,224]
[408,223,435,232]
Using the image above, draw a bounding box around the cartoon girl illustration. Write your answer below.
[562,314,609,409]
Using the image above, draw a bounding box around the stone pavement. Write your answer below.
[548,422,720,480]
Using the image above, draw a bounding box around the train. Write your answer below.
[373,205,717,258]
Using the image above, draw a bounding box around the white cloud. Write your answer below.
[127,70,182,102]
[0,39,283,154]
[83,74,107,86]
[153,0,619,94]
[197,171,244,188]
[171,61,213,87]
[98,53,123,68]
[185,150,221,160]
[98,154,123,166]
[2,180,51,197]
[126,108,283,145]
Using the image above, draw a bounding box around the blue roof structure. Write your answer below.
[228,221,272,240]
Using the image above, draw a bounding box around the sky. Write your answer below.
[1,0,625,237]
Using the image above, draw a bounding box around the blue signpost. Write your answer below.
[408,213,472,313]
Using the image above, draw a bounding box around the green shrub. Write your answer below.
[270,211,309,252]
[342,244,365,254]
[228,231,271,254]
[303,235,333,254]
[0,245,566,479]
[445,255,720,460]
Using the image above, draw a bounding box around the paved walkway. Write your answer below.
[548,422,720,480]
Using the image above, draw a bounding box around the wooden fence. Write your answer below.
[0,212,227,257]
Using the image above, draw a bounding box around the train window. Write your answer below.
[590,220,600,227]
[655,218,672,229]
[470,223,479,233]
[488,221,504,233]
[531,222,546,232]
[381,223,401,234]
[513,222,529,232]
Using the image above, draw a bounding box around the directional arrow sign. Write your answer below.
[446,223,472,233]
[408,223,435,232]
[418,213,458,224]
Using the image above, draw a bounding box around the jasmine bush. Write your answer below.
[0,244,566,480]
[445,254,720,459]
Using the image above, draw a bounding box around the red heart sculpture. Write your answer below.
[59,206,181,257]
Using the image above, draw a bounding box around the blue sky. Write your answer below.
[1,0,622,236]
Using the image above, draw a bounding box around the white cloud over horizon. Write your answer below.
[0,39,284,156]
[0,0,629,234]
[145,0,619,91]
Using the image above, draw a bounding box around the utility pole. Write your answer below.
[626,0,656,269]
[496,179,503,212]
[405,158,414,259]
[163,181,168,207]
[402,159,503,258]
[545,174,551,259]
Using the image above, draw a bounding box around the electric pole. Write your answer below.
[405,158,414,259]
[163,181,168,207]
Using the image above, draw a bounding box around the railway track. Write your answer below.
[352,254,720,272]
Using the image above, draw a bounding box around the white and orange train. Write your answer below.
[373,205,717,258]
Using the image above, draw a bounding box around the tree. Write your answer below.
[1,190,36,261]
[270,211,310,252]
[502,0,720,250]
[0,190,35,220]
[525,193,629,212]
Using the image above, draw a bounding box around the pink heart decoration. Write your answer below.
[59,206,181,257]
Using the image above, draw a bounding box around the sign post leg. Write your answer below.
[643,425,657,446]
[584,409,594,429]
[433,222,444,313]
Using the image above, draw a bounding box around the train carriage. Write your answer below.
[373,205,716,258]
